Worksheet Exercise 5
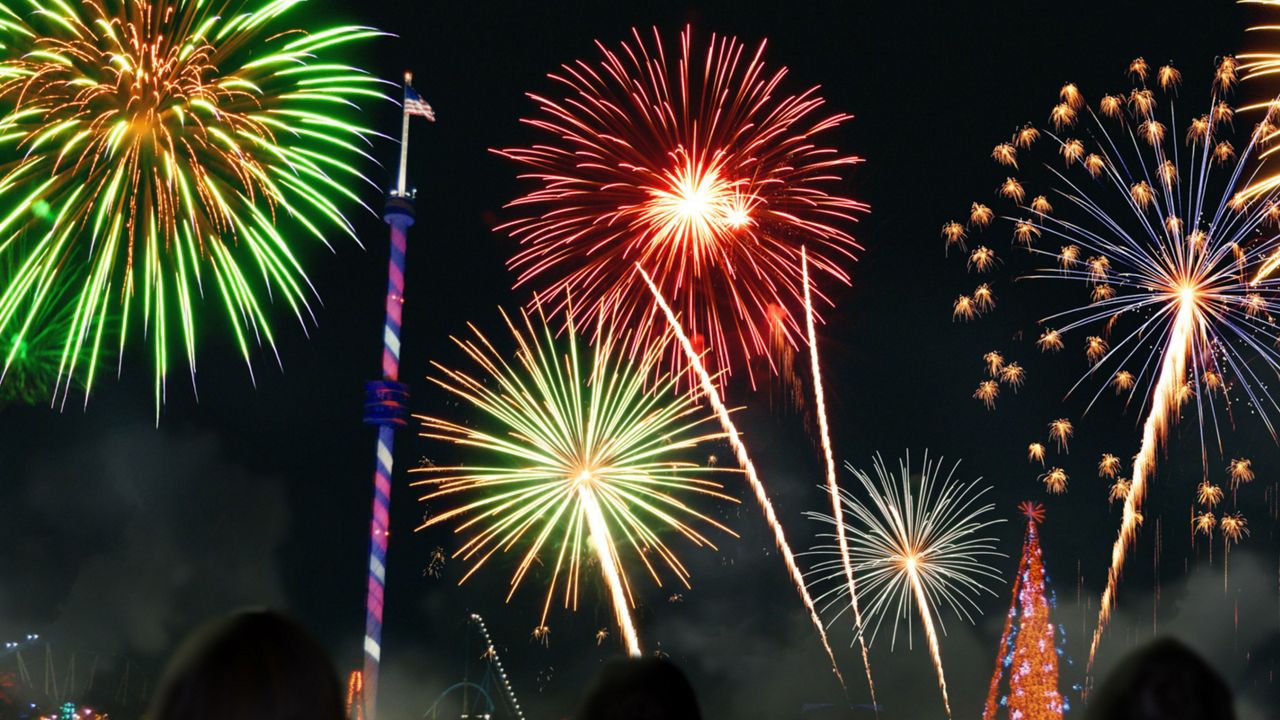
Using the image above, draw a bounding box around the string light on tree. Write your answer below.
[982,502,1068,720]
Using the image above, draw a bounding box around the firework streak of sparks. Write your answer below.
[948,57,1280,670]
[805,452,1005,719]
[803,248,877,704]
[0,255,81,406]
[0,0,387,416]
[1092,303,1191,667]
[495,26,866,385]
[411,309,738,656]
[638,264,848,690]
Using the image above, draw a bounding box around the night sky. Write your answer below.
[3,1,1280,719]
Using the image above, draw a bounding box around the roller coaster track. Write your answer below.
[467,614,524,720]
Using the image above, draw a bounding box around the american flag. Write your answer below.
[404,86,436,121]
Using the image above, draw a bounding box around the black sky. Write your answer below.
[2,1,1279,719]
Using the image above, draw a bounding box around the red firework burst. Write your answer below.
[495,26,866,383]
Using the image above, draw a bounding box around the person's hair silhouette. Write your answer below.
[150,609,345,720]
[576,657,702,720]
[1087,637,1234,720]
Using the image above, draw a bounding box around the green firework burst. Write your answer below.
[413,310,738,645]
[0,0,389,415]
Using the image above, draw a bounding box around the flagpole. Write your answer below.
[360,70,427,720]
[396,72,412,196]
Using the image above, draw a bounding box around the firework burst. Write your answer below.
[1098,453,1122,479]
[806,451,1005,719]
[1039,467,1069,495]
[1197,481,1224,507]
[0,0,386,415]
[1194,510,1217,537]
[495,26,865,384]
[1109,478,1131,504]
[946,57,1280,669]
[412,309,737,655]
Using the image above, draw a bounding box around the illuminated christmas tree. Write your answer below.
[982,502,1068,720]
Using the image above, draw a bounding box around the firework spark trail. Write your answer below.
[908,563,952,718]
[1089,301,1195,670]
[639,263,847,690]
[802,248,877,706]
[579,484,642,656]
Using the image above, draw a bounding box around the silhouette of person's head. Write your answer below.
[1087,637,1234,720]
[150,609,345,720]
[576,657,701,720]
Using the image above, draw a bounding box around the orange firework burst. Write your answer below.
[495,26,865,383]
[942,221,968,253]
[971,203,995,228]
[974,284,997,311]
[1109,478,1131,504]
[954,295,979,321]
[1197,481,1224,508]
[1113,370,1136,393]
[969,246,999,272]
[1048,419,1073,452]
[1038,329,1064,353]
[1097,453,1122,479]
[1228,458,1255,488]
[1039,467,1068,495]
[984,350,1006,376]
[1000,362,1026,390]
[974,380,1000,410]
[1193,510,1217,537]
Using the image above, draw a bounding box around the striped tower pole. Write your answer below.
[360,72,431,720]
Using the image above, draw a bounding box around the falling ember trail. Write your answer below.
[579,484,643,656]
[1089,300,1195,670]
[639,264,847,690]
[803,248,877,707]
[909,564,953,718]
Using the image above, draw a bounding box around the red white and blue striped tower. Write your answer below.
[361,72,434,720]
